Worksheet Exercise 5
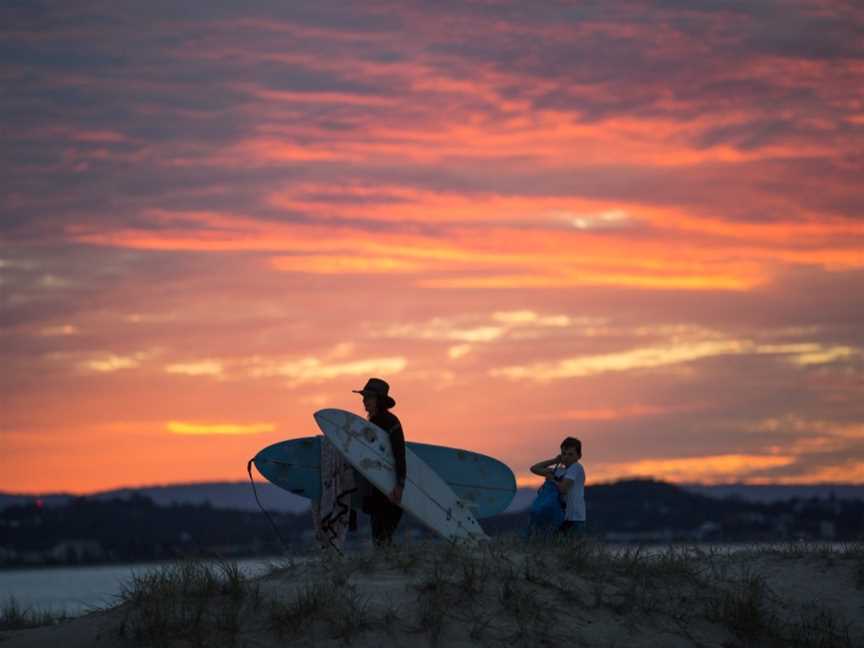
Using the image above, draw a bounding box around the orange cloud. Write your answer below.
[491,339,859,382]
[270,255,428,274]
[82,352,152,373]
[166,421,275,436]
[599,454,796,482]
[516,453,797,487]
[245,355,408,386]
[66,206,776,291]
[531,404,696,422]
[164,360,225,377]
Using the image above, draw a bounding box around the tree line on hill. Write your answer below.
[1,480,862,566]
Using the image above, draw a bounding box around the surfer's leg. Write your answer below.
[372,500,403,546]
[370,511,387,545]
[367,490,388,545]
[385,504,403,541]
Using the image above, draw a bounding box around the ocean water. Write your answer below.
[0,557,287,616]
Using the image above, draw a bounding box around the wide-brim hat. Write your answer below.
[352,377,396,408]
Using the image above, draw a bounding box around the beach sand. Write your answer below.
[2,538,862,647]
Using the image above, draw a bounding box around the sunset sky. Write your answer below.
[2,1,863,494]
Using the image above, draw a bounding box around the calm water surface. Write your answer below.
[0,557,288,616]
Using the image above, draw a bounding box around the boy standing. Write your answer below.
[530,437,586,534]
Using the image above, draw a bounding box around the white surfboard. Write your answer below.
[313,408,487,542]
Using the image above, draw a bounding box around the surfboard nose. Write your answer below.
[313,410,325,430]
[313,408,341,429]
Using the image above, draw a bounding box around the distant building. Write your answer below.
[50,539,104,562]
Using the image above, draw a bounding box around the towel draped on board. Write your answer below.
[311,438,357,551]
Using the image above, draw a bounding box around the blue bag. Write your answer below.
[527,479,564,535]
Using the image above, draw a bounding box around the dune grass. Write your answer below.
[105,536,861,647]
[0,596,68,631]
[116,559,261,647]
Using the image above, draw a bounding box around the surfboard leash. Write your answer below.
[246,459,293,555]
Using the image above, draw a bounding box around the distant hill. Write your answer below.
[681,483,864,503]
[0,482,309,514]
[5,479,864,565]
[2,481,863,514]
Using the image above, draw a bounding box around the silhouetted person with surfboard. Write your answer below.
[353,378,407,546]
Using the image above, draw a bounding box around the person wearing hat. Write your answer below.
[352,377,407,546]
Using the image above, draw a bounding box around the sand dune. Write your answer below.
[2,538,862,647]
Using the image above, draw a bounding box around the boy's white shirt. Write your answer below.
[554,463,586,522]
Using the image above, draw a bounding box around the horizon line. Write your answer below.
[4,478,864,498]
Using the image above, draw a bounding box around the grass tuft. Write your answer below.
[706,570,775,643]
[412,558,453,643]
[116,559,259,647]
[326,587,373,642]
[0,596,67,631]
[269,582,331,639]
[498,567,551,638]
[784,603,853,648]
[380,600,402,636]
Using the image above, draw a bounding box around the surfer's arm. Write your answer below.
[389,420,407,504]
[390,422,407,486]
